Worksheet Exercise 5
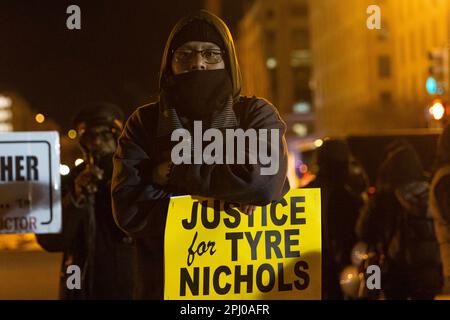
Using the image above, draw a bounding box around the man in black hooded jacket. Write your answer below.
[111,10,290,299]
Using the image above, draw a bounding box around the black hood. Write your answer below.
[377,140,425,190]
[158,10,242,110]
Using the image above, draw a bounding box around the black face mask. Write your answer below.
[168,69,232,119]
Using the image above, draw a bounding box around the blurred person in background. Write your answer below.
[430,124,450,295]
[356,140,442,299]
[36,103,135,300]
[305,139,367,299]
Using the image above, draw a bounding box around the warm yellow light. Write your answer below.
[292,123,308,137]
[35,113,45,123]
[0,123,13,131]
[314,139,323,148]
[68,129,77,139]
[429,101,445,120]
[75,158,84,166]
[0,95,12,109]
[0,109,12,122]
[266,57,277,69]
[60,164,70,176]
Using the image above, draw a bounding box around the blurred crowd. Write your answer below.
[311,124,450,300]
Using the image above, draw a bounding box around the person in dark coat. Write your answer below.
[111,10,290,299]
[356,140,442,299]
[36,103,135,300]
[305,139,366,299]
[430,124,450,294]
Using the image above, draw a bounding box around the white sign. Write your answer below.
[0,131,61,234]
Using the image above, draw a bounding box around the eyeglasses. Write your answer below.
[172,49,224,64]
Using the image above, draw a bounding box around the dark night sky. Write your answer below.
[0,0,244,130]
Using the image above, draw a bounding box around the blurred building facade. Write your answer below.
[309,0,450,136]
[309,0,394,136]
[236,0,315,139]
[0,91,60,132]
[391,0,450,127]
[0,90,81,173]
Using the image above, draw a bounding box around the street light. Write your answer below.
[68,129,77,139]
[427,49,449,95]
[266,57,277,69]
[75,158,84,166]
[426,76,438,95]
[314,139,323,147]
[429,100,445,120]
[35,113,45,124]
[60,164,70,176]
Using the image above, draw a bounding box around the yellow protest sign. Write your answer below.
[164,188,322,300]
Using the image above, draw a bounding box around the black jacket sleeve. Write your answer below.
[356,191,398,245]
[355,194,379,244]
[167,99,290,205]
[435,176,450,224]
[111,109,172,239]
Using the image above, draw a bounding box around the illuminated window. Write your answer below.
[290,49,311,67]
[266,57,277,69]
